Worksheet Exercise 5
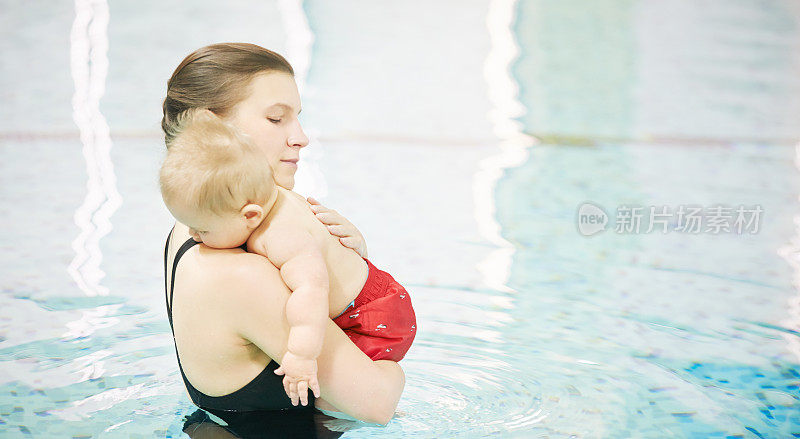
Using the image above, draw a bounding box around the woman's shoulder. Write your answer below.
[177,242,291,341]
[193,246,284,287]
[185,245,293,360]
[170,225,285,298]
[275,186,310,208]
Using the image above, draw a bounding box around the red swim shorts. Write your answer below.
[332,259,417,362]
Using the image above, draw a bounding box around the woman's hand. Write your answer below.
[307,197,368,259]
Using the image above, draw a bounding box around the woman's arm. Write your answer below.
[225,253,404,424]
[313,322,405,425]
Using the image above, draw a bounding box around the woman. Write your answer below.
[162,43,405,425]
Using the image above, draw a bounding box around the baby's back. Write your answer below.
[252,187,368,318]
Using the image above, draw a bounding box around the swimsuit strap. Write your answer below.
[164,228,171,311]
[164,230,200,331]
[163,228,172,327]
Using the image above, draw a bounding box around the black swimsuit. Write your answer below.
[164,231,313,420]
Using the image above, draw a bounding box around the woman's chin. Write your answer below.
[276,175,295,190]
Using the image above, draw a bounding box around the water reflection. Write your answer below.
[67,0,121,298]
[278,0,327,200]
[777,142,800,363]
[476,0,537,293]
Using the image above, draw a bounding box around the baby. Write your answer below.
[159,109,416,407]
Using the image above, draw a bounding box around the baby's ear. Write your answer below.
[241,204,264,226]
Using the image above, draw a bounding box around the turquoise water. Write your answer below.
[493,144,800,437]
[2,0,800,438]
[489,0,800,437]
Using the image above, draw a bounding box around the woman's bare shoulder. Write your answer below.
[277,185,305,201]
[182,246,290,350]
[195,248,286,293]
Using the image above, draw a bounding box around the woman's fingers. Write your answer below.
[340,237,367,258]
[315,211,343,225]
[310,204,328,214]
[326,224,349,237]
[307,198,368,257]
[307,198,332,214]
[339,237,360,250]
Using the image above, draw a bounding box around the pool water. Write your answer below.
[2,0,800,437]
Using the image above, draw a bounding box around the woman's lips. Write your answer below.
[281,159,298,167]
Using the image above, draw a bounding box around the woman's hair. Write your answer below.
[159,109,275,216]
[162,42,294,146]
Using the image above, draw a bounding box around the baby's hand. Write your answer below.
[274,351,321,406]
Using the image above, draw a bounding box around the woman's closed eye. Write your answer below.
[267,117,282,124]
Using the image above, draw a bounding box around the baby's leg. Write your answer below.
[332,291,417,361]
[332,260,417,361]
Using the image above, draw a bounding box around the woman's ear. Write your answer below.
[241,204,264,229]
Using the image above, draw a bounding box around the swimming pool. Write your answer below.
[1,0,799,437]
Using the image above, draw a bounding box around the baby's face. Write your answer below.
[172,205,253,249]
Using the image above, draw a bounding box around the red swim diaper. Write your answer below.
[332,259,417,362]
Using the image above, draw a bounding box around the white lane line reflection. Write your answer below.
[477,0,538,294]
[68,0,121,298]
[278,0,327,199]
[777,142,800,363]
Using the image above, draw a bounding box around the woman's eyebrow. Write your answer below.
[266,103,302,114]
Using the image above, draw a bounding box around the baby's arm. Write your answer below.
[248,226,329,406]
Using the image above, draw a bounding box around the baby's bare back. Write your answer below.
[247,187,368,318]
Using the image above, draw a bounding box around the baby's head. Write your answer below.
[159,109,278,248]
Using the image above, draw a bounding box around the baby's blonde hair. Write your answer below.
[159,109,275,216]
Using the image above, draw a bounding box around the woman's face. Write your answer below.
[224,72,308,190]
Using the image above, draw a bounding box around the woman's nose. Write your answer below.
[287,120,309,149]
